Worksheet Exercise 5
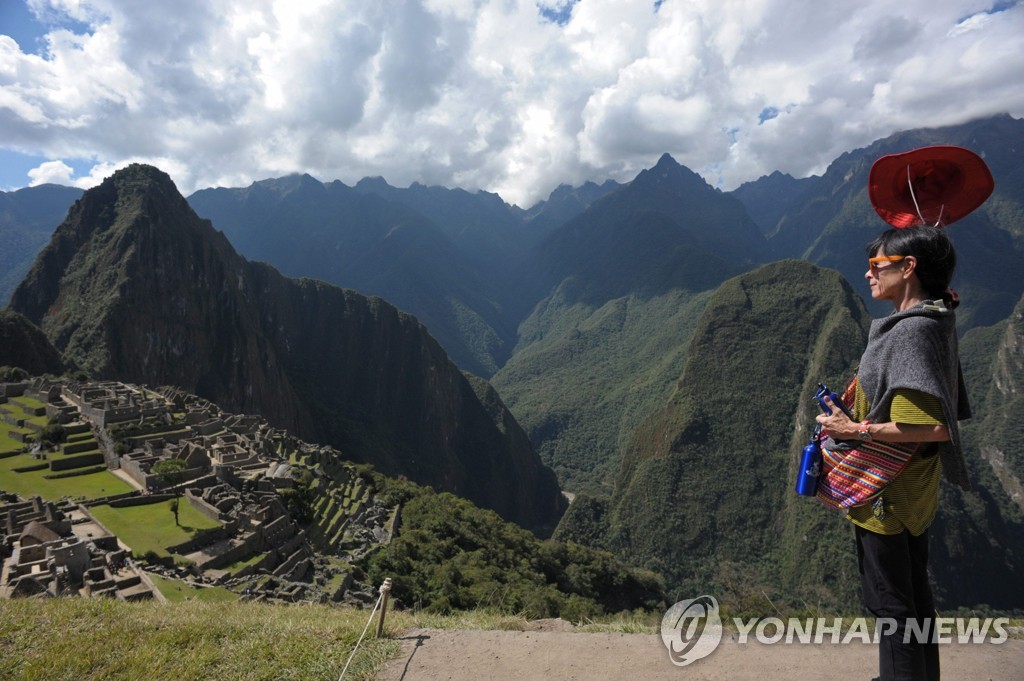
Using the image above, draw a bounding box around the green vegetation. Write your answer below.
[2,592,1019,681]
[0,452,132,501]
[9,395,45,410]
[279,452,665,618]
[547,262,1024,615]
[0,598,396,681]
[362,478,665,620]
[152,458,188,525]
[89,500,221,559]
[0,366,30,383]
[107,416,191,450]
[39,423,67,447]
[932,299,1024,610]
[493,288,712,494]
[323,567,352,594]
[0,400,47,430]
[149,574,239,603]
[0,405,119,500]
[0,428,24,454]
[217,548,268,577]
[219,553,266,576]
[279,481,314,525]
[555,261,875,613]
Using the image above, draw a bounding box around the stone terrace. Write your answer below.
[1,378,398,606]
[0,493,157,601]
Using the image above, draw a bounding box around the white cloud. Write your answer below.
[1,0,1023,206]
[27,159,73,185]
[27,155,192,190]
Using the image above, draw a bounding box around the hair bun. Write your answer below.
[942,288,960,309]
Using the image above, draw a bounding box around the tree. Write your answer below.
[153,458,188,526]
[279,483,314,524]
[0,366,28,382]
[40,423,68,448]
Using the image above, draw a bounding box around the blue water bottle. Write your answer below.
[795,431,822,496]
[814,383,854,420]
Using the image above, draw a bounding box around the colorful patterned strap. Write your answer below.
[816,438,918,509]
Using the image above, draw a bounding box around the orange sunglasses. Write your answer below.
[868,255,906,273]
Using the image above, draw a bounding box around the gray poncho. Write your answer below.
[856,300,972,490]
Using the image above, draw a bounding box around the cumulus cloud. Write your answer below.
[27,159,73,185]
[1,0,1022,206]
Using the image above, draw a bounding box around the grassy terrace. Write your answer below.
[65,431,95,443]
[0,452,132,501]
[89,500,222,559]
[0,427,25,454]
[61,440,100,456]
[220,552,265,576]
[148,574,239,603]
[0,402,47,431]
[0,405,121,500]
[7,395,47,413]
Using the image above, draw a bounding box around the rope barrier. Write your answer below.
[338,578,392,681]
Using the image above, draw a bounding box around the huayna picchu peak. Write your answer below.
[8,164,565,534]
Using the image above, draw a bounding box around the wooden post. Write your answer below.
[375,578,393,638]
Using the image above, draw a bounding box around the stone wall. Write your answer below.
[49,452,105,472]
[0,382,28,399]
[184,489,224,523]
[201,533,264,571]
[108,494,174,508]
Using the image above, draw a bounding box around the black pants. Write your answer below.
[855,525,940,681]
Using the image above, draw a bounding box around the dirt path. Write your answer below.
[376,625,1024,680]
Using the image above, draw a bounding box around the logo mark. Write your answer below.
[660,594,723,666]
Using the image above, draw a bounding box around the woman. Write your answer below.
[815,224,971,681]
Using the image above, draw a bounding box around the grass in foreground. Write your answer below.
[0,598,398,681]
[3,598,1020,681]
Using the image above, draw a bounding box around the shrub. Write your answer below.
[0,366,29,383]
[40,424,68,447]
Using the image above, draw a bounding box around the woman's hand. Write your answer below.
[814,396,951,443]
[815,396,858,439]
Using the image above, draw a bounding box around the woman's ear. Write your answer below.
[902,255,918,278]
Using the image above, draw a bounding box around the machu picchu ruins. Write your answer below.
[1,377,400,605]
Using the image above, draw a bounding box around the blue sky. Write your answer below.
[0,0,48,53]
[0,0,91,190]
[1,0,1023,205]
[1,0,43,189]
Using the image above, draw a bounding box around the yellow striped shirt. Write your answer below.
[846,385,944,536]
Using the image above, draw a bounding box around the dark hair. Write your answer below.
[866,226,958,304]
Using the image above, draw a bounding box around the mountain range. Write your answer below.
[2,114,1023,610]
[0,184,83,306]
[737,113,1024,331]
[6,165,564,535]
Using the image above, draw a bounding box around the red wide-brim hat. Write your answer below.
[868,145,994,228]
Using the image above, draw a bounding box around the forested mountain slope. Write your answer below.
[0,184,83,306]
[556,261,1024,611]
[493,153,766,493]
